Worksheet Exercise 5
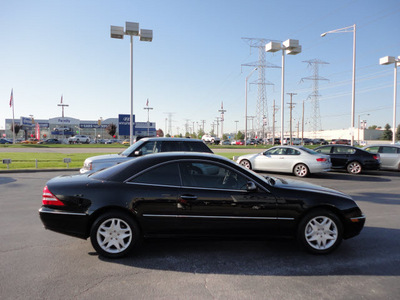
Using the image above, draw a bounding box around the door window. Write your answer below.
[129,163,181,186]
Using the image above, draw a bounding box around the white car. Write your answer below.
[362,144,400,171]
[237,146,331,177]
[68,135,90,144]
[201,134,221,144]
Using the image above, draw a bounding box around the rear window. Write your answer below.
[182,141,213,153]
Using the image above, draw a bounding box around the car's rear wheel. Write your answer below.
[347,161,362,174]
[297,209,343,254]
[293,163,309,177]
[90,211,141,258]
[239,159,252,170]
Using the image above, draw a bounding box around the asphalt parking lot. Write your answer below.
[1,169,399,299]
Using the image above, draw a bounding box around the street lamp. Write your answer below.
[357,113,370,145]
[321,24,356,146]
[380,55,399,144]
[245,67,258,145]
[110,22,153,145]
[266,39,302,144]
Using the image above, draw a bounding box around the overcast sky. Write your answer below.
[1,0,399,135]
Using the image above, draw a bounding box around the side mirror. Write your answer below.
[134,150,142,156]
[246,181,257,192]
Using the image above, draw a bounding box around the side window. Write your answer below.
[182,141,212,153]
[365,146,379,154]
[129,163,181,186]
[179,162,248,190]
[286,148,300,155]
[316,147,331,154]
[161,141,180,152]
[381,147,397,154]
[137,141,157,155]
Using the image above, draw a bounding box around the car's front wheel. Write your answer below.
[239,159,252,170]
[293,163,309,177]
[347,161,362,174]
[297,209,343,254]
[90,211,141,258]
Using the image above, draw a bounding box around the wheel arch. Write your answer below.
[295,204,346,232]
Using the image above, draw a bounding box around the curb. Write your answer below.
[0,168,80,174]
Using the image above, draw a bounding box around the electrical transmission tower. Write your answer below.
[242,38,280,139]
[301,59,329,137]
[163,112,175,135]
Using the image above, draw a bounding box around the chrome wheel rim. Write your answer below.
[240,160,251,169]
[348,162,361,174]
[295,164,307,177]
[305,216,338,250]
[97,218,132,254]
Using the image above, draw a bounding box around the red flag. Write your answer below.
[9,89,13,107]
[146,98,149,106]
[61,94,63,104]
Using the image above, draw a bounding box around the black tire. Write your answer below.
[90,210,141,258]
[346,161,362,174]
[239,159,252,170]
[293,163,309,177]
[297,209,343,254]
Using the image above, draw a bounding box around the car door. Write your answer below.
[330,146,354,168]
[379,146,400,169]
[254,147,288,172]
[175,161,277,236]
[126,162,182,234]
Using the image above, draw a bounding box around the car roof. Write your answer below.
[363,144,400,148]
[139,137,204,142]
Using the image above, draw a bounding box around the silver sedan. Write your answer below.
[362,144,400,171]
[237,146,331,177]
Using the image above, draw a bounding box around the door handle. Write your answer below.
[180,195,198,201]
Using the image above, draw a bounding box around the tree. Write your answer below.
[396,124,400,141]
[197,128,205,139]
[106,123,117,138]
[368,125,378,130]
[11,124,22,136]
[156,129,164,137]
[236,131,244,140]
[381,123,392,140]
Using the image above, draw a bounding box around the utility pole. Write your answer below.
[272,99,279,144]
[287,93,297,145]
[200,120,206,133]
[302,100,305,145]
[235,120,239,138]
[218,102,226,139]
[215,117,220,137]
[143,99,153,136]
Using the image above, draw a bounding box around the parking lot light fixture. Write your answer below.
[110,22,153,145]
[321,24,356,146]
[266,39,302,144]
[380,56,399,144]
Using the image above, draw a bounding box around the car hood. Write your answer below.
[269,176,352,199]
[86,154,126,163]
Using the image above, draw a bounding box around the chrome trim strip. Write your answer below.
[39,208,86,216]
[142,214,294,221]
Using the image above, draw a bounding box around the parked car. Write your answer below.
[237,146,331,177]
[80,137,213,174]
[38,138,61,144]
[39,152,365,258]
[362,144,400,171]
[235,140,245,145]
[314,145,380,174]
[267,138,281,145]
[0,138,12,144]
[331,139,350,145]
[310,139,328,145]
[201,134,221,144]
[20,138,40,144]
[68,135,90,144]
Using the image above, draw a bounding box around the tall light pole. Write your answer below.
[380,56,399,144]
[245,67,258,145]
[111,22,153,145]
[266,39,302,144]
[144,99,153,136]
[321,24,356,146]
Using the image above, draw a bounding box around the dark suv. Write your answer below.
[80,137,213,173]
[314,145,380,174]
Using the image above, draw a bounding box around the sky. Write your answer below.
[1,0,399,136]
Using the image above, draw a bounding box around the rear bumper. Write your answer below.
[39,207,89,239]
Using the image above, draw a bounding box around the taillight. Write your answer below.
[42,186,64,206]
[316,158,327,162]
[373,154,380,161]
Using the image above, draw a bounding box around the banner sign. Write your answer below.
[118,114,136,136]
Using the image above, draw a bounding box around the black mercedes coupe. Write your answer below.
[39,152,365,258]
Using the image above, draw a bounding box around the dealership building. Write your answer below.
[4,114,156,141]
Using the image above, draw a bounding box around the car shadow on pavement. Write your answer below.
[97,226,400,277]
[0,176,17,184]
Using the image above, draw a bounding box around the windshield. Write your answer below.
[120,139,146,156]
